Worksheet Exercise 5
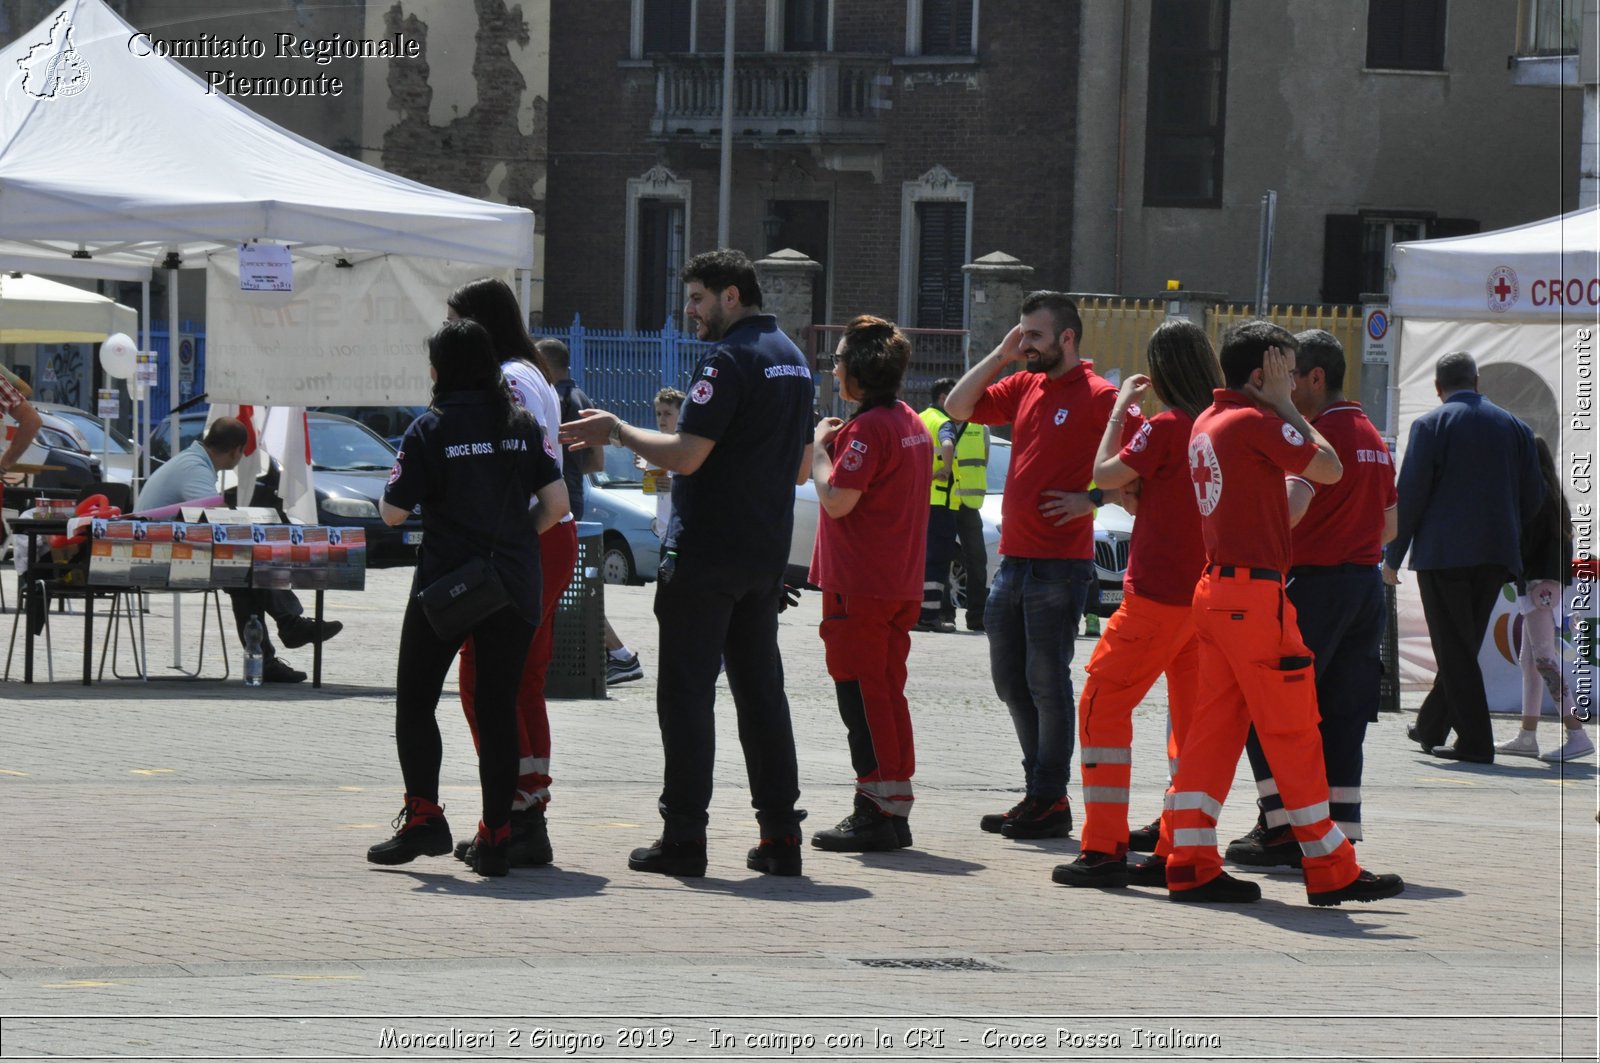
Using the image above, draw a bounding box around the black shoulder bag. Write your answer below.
[415,443,524,641]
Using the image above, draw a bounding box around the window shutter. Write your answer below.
[916,202,967,330]
[922,0,974,56]
[642,0,691,54]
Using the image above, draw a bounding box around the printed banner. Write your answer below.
[205,254,504,405]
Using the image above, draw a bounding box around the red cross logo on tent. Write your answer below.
[1487,266,1519,314]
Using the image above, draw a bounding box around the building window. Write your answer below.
[631,0,695,58]
[1366,0,1447,71]
[898,165,973,328]
[643,0,692,53]
[915,202,967,329]
[1143,0,1228,208]
[784,0,829,51]
[1518,0,1580,56]
[1321,211,1477,303]
[765,200,831,327]
[921,0,975,55]
[624,166,693,330]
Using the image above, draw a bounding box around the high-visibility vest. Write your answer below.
[920,406,989,510]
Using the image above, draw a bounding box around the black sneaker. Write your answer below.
[367,797,452,865]
[811,807,906,852]
[263,657,307,684]
[606,652,644,685]
[627,838,707,877]
[1169,870,1261,903]
[980,797,1029,834]
[1308,869,1405,907]
[1001,796,1073,839]
[507,806,553,867]
[278,616,343,649]
[1052,850,1128,888]
[1127,817,1162,853]
[746,835,804,876]
[891,816,913,848]
[1127,854,1167,887]
[1225,822,1302,868]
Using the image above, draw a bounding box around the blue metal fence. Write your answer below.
[542,314,716,430]
[143,323,208,426]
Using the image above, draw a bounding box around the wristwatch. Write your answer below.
[608,420,624,447]
[1086,487,1104,506]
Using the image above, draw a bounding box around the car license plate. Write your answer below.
[403,531,423,545]
[1101,588,1123,605]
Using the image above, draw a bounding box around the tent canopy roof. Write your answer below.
[0,0,534,272]
[1392,206,1600,322]
[0,271,138,342]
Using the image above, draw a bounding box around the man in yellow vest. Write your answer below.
[918,378,990,632]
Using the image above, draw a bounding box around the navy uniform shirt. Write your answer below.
[555,378,595,519]
[384,391,562,624]
[669,313,812,571]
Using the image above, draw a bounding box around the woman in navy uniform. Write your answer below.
[366,320,569,877]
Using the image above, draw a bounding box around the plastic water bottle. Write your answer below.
[243,615,265,687]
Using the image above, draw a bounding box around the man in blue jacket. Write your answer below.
[1383,352,1543,763]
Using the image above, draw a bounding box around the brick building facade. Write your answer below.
[544,0,1080,336]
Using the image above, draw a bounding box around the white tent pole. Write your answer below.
[138,280,150,500]
[168,269,181,668]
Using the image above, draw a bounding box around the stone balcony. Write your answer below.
[649,53,887,144]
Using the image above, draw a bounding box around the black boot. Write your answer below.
[367,796,452,865]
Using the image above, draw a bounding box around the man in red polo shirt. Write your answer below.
[1164,320,1403,906]
[944,291,1137,840]
[1227,329,1398,869]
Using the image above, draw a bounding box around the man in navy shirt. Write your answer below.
[561,249,813,878]
[1385,351,1543,763]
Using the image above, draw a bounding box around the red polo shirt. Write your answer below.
[1119,409,1206,605]
[1188,390,1317,574]
[1292,402,1396,567]
[970,361,1135,560]
[809,400,933,600]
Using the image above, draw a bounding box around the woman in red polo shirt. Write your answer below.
[1053,318,1222,889]
[808,316,933,853]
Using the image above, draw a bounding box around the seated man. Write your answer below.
[139,417,342,683]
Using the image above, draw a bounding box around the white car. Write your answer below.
[789,438,1132,617]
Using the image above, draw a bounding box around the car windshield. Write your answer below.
[308,418,396,471]
[148,416,206,463]
[56,411,133,454]
[593,445,643,487]
[988,441,1011,494]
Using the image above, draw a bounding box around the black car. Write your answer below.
[148,409,422,568]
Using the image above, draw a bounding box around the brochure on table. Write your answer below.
[87,512,366,591]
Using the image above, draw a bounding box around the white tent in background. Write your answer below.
[0,0,534,272]
[1388,206,1598,706]
[0,272,137,343]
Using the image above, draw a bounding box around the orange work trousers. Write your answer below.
[1077,588,1199,857]
[459,519,578,810]
[1161,568,1360,896]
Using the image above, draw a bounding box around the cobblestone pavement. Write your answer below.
[0,569,1594,1061]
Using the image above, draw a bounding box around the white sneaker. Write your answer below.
[1539,730,1595,762]
[1496,731,1540,757]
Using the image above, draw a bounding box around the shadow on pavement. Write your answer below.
[825,851,988,876]
[680,876,873,901]
[374,867,611,899]
[0,681,397,702]
[1108,886,1420,938]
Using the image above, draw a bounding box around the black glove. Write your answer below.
[778,582,802,612]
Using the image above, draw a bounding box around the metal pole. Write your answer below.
[1254,190,1277,312]
[167,266,182,668]
[717,0,734,248]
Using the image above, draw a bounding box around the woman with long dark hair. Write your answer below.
[807,316,933,853]
[367,319,569,876]
[443,278,579,867]
[1498,436,1592,761]
[1055,318,1222,889]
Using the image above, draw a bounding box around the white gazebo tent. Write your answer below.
[1388,206,1599,705]
[0,272,137,344]
[0,0,536,665]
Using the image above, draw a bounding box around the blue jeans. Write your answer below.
[984,556,1094,802]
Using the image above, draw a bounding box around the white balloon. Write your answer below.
[100,333,136,380]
